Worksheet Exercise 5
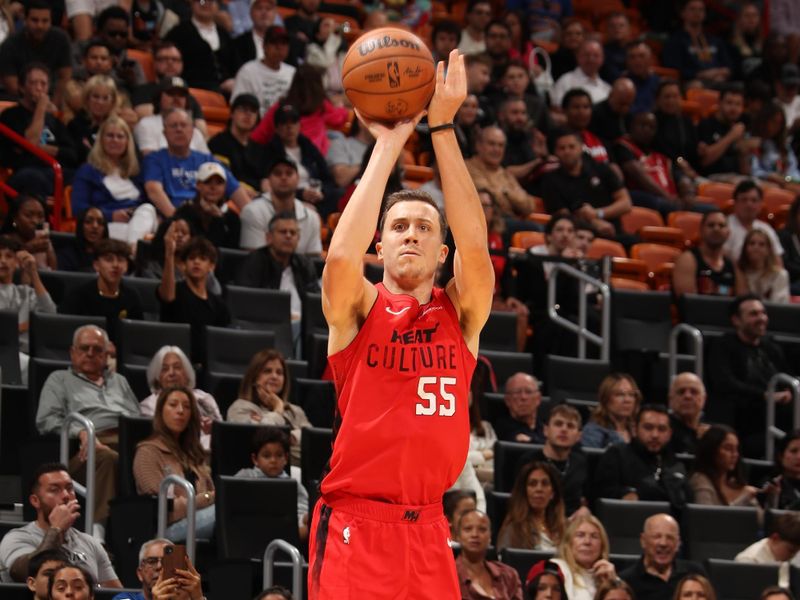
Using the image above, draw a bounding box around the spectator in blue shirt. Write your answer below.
[143,107,252,218]
[111,538,173,600]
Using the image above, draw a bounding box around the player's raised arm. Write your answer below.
[430,50,494,355]
[322,112,424,349]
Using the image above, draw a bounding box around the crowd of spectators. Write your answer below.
[1,0,800,598]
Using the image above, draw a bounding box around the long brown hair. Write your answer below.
[498,461,565,549]
[738,228,781,274]
[151,386,207,470]
[283,64,326,115]
[672,574,717,600]
[238,349,290,405]
[589,373,641,434]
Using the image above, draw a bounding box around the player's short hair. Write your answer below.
[27,549,68,579]
[443,489,477,521]
[635,403,670,425]
[700,209,726,226]
[465,53,493,70]
[561,88,591,110]
[268,211,298,232]
[772,513,800,545]
[254,586,294,600]
[432,19,461,43]
[94,238,130,260]
[21,61,50,85]
[719,82,745,101]
[250,426,291,456]
[379,190,448,242]
[25,0,51,15]
[48,564,95,598]
[728,293,763,319]
[0,235,22,253]
[546,404,582,428]
[544,214,575,235]
[733,178,763,200]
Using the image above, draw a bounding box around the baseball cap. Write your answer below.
[197,162,227,182]
[274,103,301,125]
[231,93,260,112]
[264,25,290,45]
[267,156,298,175]
[525,560,565,588]
[782,64,800,87]
[159,76,189,94]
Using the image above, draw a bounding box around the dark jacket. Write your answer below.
[230,30,258,74]
[234,246,320,298]
[165,21,234,89]
[594,439,691,508]
[620,557,706,600]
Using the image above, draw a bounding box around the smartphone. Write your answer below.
[162,544,187,580]
[35,222,49,238]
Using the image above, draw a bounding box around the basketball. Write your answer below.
[342,27,436,122]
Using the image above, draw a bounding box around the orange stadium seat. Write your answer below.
[621,206,663,235]
[762,188,794,220]
[639,226,685,249]
[631,243,681,282]
[586,238,626,259]
[611,257,648,283]
[527,213,551,227]
[510,231,545,251]
[667,211,702,247]
[610,277,650,291]
[127,49,156,83]
[698,181,735,203]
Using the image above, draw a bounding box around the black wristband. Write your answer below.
[429,123,455,134]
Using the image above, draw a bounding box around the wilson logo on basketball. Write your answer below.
[358,35,421,56]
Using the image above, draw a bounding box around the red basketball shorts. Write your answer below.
[308,496,459,599]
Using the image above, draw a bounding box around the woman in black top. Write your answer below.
[56,208,109,272]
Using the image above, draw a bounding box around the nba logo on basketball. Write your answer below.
[387,61,400,88]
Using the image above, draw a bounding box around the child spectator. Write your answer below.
[0,235,56,382]
[235,427,309,540]
[157,236,230,364]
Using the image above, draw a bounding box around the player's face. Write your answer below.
[253,442,288,477]
[564,96,592,130]
[50,567,91,600]
[574,229,594,254]
[502,66,529,97]
[94,253,127,285]
[547,218,575,253]
[700,213,729,248]
[544,415,580,450]
[668,374,705,420]
[733,188,762,222]
[635,411,671,454]
[184,252,215,282]
[85,46,113,75]
[532,573,562,600]
[377,201,447,285]
[526,468,554,511]
[606,378,638,421]
[159,352,189,389]
[434,32,458,58]
[456,511,490,554]
[571,522,602,568]
[162,390,193,436]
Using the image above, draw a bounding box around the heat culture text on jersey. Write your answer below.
[365,321,459,372]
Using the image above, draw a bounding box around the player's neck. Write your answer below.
[382,276,434,305]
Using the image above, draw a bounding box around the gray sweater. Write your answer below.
[0,283,56,353]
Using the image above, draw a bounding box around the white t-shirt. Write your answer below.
[780,95,800,130]
[458,31,486,55]
[551,67,611,107]
[239,195,322,254]
[192,18,220,51]
[134,115,210,154]
[735,537,799,587]
[231,60,296,114]
[723,214,784,262]
[280,266,302,321]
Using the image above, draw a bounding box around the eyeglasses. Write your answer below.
[75,344,106,354]
[141,557,163,567]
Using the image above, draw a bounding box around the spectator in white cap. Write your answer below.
[173,162,242,248]
[135,77,210,155]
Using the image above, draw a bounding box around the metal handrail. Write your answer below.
[263,539,304,596]
[765,373,800,461]
[668,324,704,381]
[0,122,64,230]
[59,412,95,535]
[547,261,610,361]
[157,475,197,562]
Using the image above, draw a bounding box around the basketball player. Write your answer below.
[308,49,495,599]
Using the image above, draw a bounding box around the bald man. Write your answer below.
[668,373,709,454]
[496,372,546,443]
[551,40,611,107]
[590,77,636,144]
[620,514,706,600]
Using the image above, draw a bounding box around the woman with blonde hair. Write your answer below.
[672,573,716,600]
[68,75,123,162]
[497,461,566,551]
[552,515,617,600]
[71,115,157,244]
[582,374,642,448]
[134,386,216,541]
[738,229,791,303]
[227,349,311,465]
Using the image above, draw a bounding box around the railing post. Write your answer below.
[547,262,610,362]
[765,373,800,462]
[157,475,197,563]
[59,413,95,535]
[668,324,704,382]
[263,539,304,597]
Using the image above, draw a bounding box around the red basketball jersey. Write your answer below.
[321,283,476,506]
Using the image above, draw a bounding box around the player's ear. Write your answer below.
[250,453,257,465]
[438,243,449,264]
[375,241,383,259]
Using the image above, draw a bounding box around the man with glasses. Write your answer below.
[97,6,146,91]
[0,463,121,587]
[131,42,209,138]
[36,326,140,537]
[112,539,173,600]
[497,372,546,443]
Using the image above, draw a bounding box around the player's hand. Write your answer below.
[354,108,425,152]
[151,575,183,600]
[164,222,179,257]
[591,559,616,585]
[428,49,467,127]
[16,250,37,275]
[174,555,203,600]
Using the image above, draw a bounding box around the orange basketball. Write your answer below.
[342,27,436,122]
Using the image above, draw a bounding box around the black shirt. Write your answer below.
[234,247,320,297]
[620,558,706,600]
[540,156,624,228]
[158,280,231,363]
[164,21,234,89]
[208,129,269,192]
[174,201,241,249]
[654,111,699,165]
[689,246,736,296]
[697,116,741,176]
[590,100,628,146]
[668,414,700,455]
[66,112,99,164]
[0,28,71,82]
[0,104,78,169]
[59,279,144,326]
